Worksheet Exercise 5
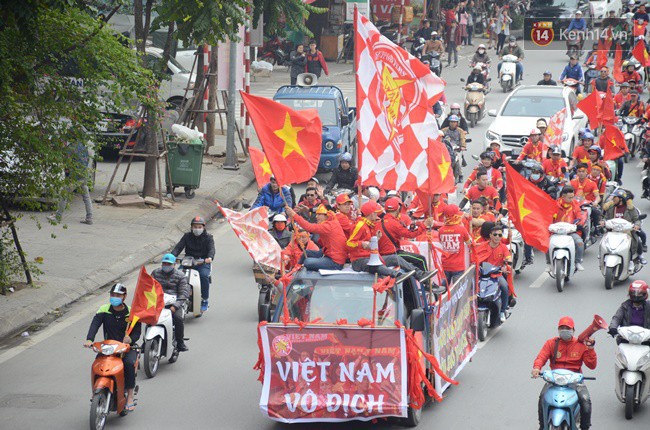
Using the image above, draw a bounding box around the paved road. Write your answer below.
[1,44,650,429]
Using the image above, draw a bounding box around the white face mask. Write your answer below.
[478,49,485,54]
[509,42,516,47]
[192,228,204,236]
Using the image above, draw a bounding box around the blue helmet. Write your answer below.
[582,132,595,141]
[448,114,460,122]
[161,253,176,264]
[340,152,352,162]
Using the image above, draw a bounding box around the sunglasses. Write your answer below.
[491,233,503,237]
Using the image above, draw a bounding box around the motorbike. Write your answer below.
[614,326,650,419]
[88,340,139,430]
[463,82,487,127]
[548,222,578,292]
[421,51,442,77]
[499,54,519,92]
[178,256,204,317]
[501,216,525,274]
[642,161,650,199]
[258,36,291,66]
[253,262,279,322]
[566,30,583,59]
[410,37,426,60]
[141,293,184,378]
[621,116,643,159]
[539,369,594,430]
[584,64,599,94]
[562,78,581,93]
[599,218,645,289]
[477,263,509,341]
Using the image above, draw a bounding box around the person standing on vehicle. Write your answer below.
[532,316,597,430]
[553,186,586,271]
[47,141,93,225]
[592,66,614,92]
[537,71,557,86]
[516,128,545,163]
[601,189,647,264]
[305,39,329,78]
[439,204,472,285]
[171,216,215,313]
[446,20,461,67]
[475,224,512,322]
[325,152,358,193]
[498,36,524,82]
[289,43,306,85]
[608,281,650,341]
[269,214,292,248]
[84,283,140,411]
[151,254,190,351]
[495,8,512,53]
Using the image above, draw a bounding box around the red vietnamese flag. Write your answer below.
[632,40,650,67]
[596,39,608,70]
[249,147,272,188]
[241,92,322,187]
[505,163,556,252]
[601,125,629,161]
[420,137,456,194]
[634,22,648,38]
[613,45,624,83]
[598,86,616,126]
[576,90,602,129]
[127,266,164,333]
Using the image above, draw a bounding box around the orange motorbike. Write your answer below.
[88,340,139,430]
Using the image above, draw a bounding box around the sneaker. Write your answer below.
[509,297,517,308]
[523,257,534,266]
[644,245,648,252]
[177,343,189,352]
[500,312,507,323]
[80,219,93,225]
[575,262,585,271]
[639,256,648,265]
[396,270,417,284]
[200,300,209,312]
[418,270,437,283]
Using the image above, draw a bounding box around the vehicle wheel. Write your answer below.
[403,404,422,427]
[166,97,186,112]
[184,187,195,199]
[470,115,477,128]
[605,266,615,290]
[89,390,109,430]
[624,152,629,163]
[169,347,179,363]
[257,286,270,322]
[143,338,160,378]
[477,310,489,341]
[625,383,635,420]
[555,262,565,292]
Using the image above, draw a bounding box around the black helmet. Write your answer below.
[110,283,127,295]
[191,216,206,226]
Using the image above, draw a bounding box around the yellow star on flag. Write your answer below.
[259,156,272,176]
[274,113,304,158]
[144,285,158,310]
[580,156,589,163]
[518,193,532,224]
[438,159,450,180]
[380,65,412,138]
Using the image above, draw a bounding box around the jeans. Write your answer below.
[56,181,93,220]
[497,61,523,81]
[444,270,464,286]
[290,76,297,85]
[497,275,509,313]
[194,263,211,300]
[447,43,458,65]
[538,382,591,429]
[524,244,533,260]
[496,33,506,52]
[169,305,186,346]
[467,25,473,45]
[615,156,624,183]
[351,258,398,277]
[382,254,424,279]
[122,350,137,389]
[571,232,585,262]
[301,250,344,271]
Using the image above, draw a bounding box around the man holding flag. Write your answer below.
[84,283,141,411]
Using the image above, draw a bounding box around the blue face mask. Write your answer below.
[161,265,174,273]
[110,297,123,307]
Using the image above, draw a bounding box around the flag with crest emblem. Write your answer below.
[543,108,566,149]
[128,266,164,333]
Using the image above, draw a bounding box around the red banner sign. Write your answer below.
[371,0,411,22]
[259,325,407,423]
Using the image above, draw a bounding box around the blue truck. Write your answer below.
[273,82,357,171]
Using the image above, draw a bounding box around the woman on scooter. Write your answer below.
[601,189,647,264]
[608,281,650,343]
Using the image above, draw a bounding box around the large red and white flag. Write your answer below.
[217,204,282,270]
[355,9,445,191]
[543,108,566,149]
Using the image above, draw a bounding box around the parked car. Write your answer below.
[484,86,587,156]
[143,46,194,111]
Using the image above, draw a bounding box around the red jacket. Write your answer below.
[378,213,425,255]
[346,218,374,261]
[282,238,319,270]
[517,141,545,162]
[533,337,597,373]
[334,211,356,237]
[554,200,583,224]
[293,214,348,265]
[464,166,503,190]
[305,50,329,76]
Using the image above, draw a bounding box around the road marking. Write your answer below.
[529,271,549,289]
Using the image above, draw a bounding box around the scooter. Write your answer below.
[88,340,139,430]
[599,218,645,289]
[501,216,525,274]
[411,37,426,60]
[253,262,279,322]
[548,222,578,292]
[463,82,487,128]
[614,326,650,420]
[566,30,583,59]
[421,51,442,77]
[539,369,594,430]
[178,256,204,317]
[622,116,643,159]
[499,54,519,92]
[562,78,581,93]
[584,64,599,94]
[476,263,508,341]
[141,293,183,378]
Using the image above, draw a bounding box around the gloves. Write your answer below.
[608,327,618,337]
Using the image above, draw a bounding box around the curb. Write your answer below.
[0,162,256,341]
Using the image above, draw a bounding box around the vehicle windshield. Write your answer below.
[532,0,580,8]
[500,96,565,117]
[276,99,338,126]
[284,279,397,326]
[168,55,190,74]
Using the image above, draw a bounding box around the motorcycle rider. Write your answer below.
[252,176,293,212]
[151,254,190,351]
[532,316,597,430]
[440,103,470,132]
[591,66,615,92]
[586,146,612,179]
[542,145,568,183]
[463,170,499,209]
[475,223,512,322]
[414,19,432,40]
[622,62,642,91]
[470,43,491,65]
[566,10,587,50]
[464,151,504,191]
[559,55,584,93]
[614,82,632,110]
[537,71,557,86]
[523,163,560,266]
[620,89,646,117]
[466,64,486,85]
[269,214,292,248]
[536,118,548,138]
[608,280,650,343]
[571,163,602,235]
[84,283,141,411]
[601,188,647,264]
[516,128,545,163]
[423,31,445,56]
[441,115,467,180]
[171,216,215,313]
[552,186,586,271]
[325,152,358,193]
[570,132,596,170]
[497,35,524,82]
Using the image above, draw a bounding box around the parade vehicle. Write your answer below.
[273,73,357,171]
[613,326,650,419]
[485,86,587,156]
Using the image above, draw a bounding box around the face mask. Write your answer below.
[110,297,123,307]
[558,329,573,341]
[275,222,286,231]
[509,42,516,47]
[478,49,485,54]
[530,173,541,181]
[161,265,174,273]
[451,109,460,115]
[192,228,204,236]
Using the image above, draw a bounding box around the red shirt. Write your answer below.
[378,213,424,256]
[476,241,511,267]
[464,166,503,190]
[570,178,599,202]
[346,218,374,261]
[334,211,355,237]
[517,141,545,162]
[554,200,583,223]
[615,92,631,110]
[466,185,499,207]
[408,195,448,221]
[282,239,319,270]
[542,158,568,179]
[614,205,627,218]
[571,146,591,164]
[534,337,597,373]
[588,174,607,195]
[438,224,470,271]
[294,214,348,265]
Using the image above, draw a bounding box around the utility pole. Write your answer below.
[224,38,239,170]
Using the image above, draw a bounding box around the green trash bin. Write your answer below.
[166,138,204,199]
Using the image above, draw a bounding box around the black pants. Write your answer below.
[496,33,506,53]
[351,258,398,277]
[122,350,137,389]
[170,307,185,346]
[382,254,424,279]
[538,382,591,429]
[290,75,298,85]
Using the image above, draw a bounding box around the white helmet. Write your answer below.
[368,187,380,201]
[273,214,287,223]
[478,44,486,49]
[530,127,542,135]
[450,102,461,110]
[473,64,482,70]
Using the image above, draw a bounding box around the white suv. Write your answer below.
[484,86,588,156]
[143,47,195,110]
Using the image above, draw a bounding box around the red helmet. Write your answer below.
[629,280,649,302]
